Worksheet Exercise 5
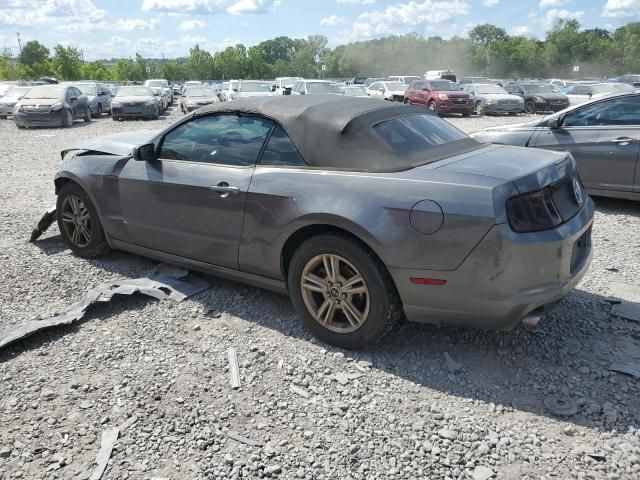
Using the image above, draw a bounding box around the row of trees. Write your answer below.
[2,20,640,82]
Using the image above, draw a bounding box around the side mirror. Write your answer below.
[548,116,563,130]
[132,143,156,162]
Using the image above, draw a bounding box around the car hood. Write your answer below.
[237,92,274,97]
[528,93,567,101]
[477,93,521,101]
[433,143,574,193]
[18,98,63,107]
[114,96,154,103]
[63,129,160,157]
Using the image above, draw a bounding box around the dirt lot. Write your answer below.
[0,104,639,480]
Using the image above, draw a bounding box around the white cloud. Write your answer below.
[482,0,501,6]
[0,0,106,27]
[337,0,376,4]
[320,15,345,27]
[539,0,569,8]
[510,25,530,36]
[544,8,585,27]
[602,0,640,18]
[349,0,471,39]
[179,19,207,30]
[141,0,226,14]
[226,0,281,14]
[115,18,159,31]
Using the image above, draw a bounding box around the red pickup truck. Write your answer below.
[404,79,473,116]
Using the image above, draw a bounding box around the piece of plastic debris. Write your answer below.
[228,348,241,389]
[89,427,119,480]
[610,283,640,302]
[0,275,209,350]
[609,362,640,379]
[118,415,138,433]
[29,206,57,243]
[151,263,189,279]
[225,431,264,447]
[544,394,578,417]
[290,385,310,398]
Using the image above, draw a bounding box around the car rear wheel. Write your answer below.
[288,234,402,349]
[56,183,110,258]
[404,99,410,104]
[112,115,119,121]
[524,101,536,114]
[63,109,73,128]
[84,106,91,122]
[475,101,484,116]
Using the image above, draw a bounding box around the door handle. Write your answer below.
[210,182,239,196]
[613,137,634,145]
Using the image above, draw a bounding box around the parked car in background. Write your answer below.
[388,75,422,85]
[54,95,593,348]
[363,77,385,87]
[180,86,220,113]
[404,79,473,116]
[219,80,239,102]
[0,81,21,99]
[72,82,112,118]
[144,79,173,106]
[233,80,275,100]
[425,70,457,82]
[274,77,302,95]
[14,85,90,128]
[462,83,524,116]
[564,83,636,106]
[340,85,371,97]
[111,86,159,121]
[470,93,640,201]
[172,83,182,95]
[291,80,341,95]
[505,83,570,113]
[182,81,203,95]
[0,86,31,119]
[618,74,640,87]
[348,77,368,85]
[459,76,496,85]
[149,87,167,114]
[365,81,406,102]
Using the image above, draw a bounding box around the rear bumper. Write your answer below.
[392,198,595,330]
[14,110,65,127]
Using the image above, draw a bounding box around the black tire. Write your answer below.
[428,101,437,114]
[0,115,6,120]
[524,101,536,114]
[288,233,403,349]
[475,101,484,116]
[153,109,159,120]
[63,109,73,128]
[94,103,102,118]
[57,183,110,258]
[404,99,410,105]
[84,106,91,122]
[462,111,471,117]
[509,112,518,116]
[112,115,119,121]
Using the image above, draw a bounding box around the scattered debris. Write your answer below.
[228,348,241,389]
[544,394,578,417]
[609,362,640,379]
[443,352,462,373]
[289,385,310,398]
[611,301,640,323]
[473,465,495,480]
[89,427,119,480]
[118,415,138,433]
[29,206,56,243]
[0,275,209,350]
[225,431,264,447]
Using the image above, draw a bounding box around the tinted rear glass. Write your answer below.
[373,114,467,155]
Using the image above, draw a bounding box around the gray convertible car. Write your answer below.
[471,92,640,201]
[54,95,594,348]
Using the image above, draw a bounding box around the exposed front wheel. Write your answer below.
[63,109,73,128]
[56,183,111,258]
[428,101,437,114]
[475,101,484,116]
[94,103,102,118]
[524,101,536,114]
[288,234,402,349]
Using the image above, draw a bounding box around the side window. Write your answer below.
[260,126,306,167]
[563,96,640,127]
[370,83,379,90]
[158,114,274,166]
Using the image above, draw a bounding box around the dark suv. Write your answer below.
[505,83,569,114]
[404,79,473,116]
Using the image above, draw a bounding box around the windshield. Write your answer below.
[3,86,30,98]
[477,85,507,94]
[523,84,555,94]
[343,87,367,97]
[374,114,468,155]
[402,76,420,83]
[430,81,459,91]
[279,77,299,88]
[116,87,152,97]
[24,86,65,99]
[186,81,202,87]
[75,84,97,96]
[383,82,406,91]
[306,82,341,94]
[239,82,271,93]
[187,88,215,97]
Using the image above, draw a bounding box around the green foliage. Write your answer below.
[114,59,135,81]
[161,59,187,81]
[51,45,83,80]
[82,61,113,81]
[19,41,49,67]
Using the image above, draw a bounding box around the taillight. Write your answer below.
[506,187,563,233]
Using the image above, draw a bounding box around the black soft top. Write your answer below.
[196,95,479,172]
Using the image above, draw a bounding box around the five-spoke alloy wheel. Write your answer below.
[60,195,92,248]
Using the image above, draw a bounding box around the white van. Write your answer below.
[425,70,457,83]
[274,77,302,95]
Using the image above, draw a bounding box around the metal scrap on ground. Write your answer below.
[89,427,119,480]
[225,431,264,447]
[0,274,209,350]
[608,283,640,323]
[228,347,241,389]
[609,363,640,379]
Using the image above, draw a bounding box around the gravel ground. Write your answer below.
[0,105,639,480]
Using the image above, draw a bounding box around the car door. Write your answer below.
[117,113,275,269]
[566,85,590,106]
[66,87,80,117]
[530,95,640,193]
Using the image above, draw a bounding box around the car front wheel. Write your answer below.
[63,109,73,128]
[524,101,536,114]
[288,234,402,349]
[56,183,110,258]
[84,106,91,122]
[428,101,437,114]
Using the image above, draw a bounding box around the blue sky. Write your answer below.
[0,0,639,60]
